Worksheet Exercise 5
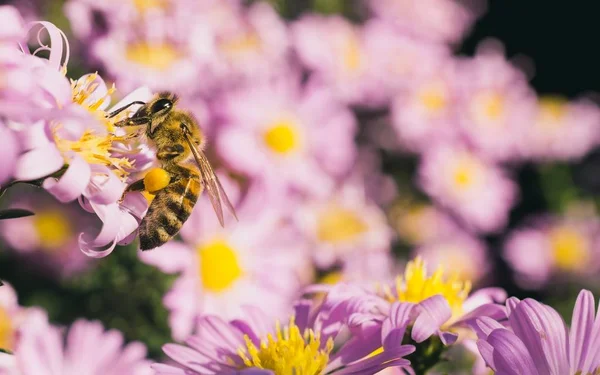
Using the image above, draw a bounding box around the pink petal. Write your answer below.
[570,290,596,374]
[488,329,539,375]
[42,154,91,202]
[14,145,63,180]
[411,295,452,343]
[84,166,125,205]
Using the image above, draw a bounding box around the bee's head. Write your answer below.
[143,92,178,135]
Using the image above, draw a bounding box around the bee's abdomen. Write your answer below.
[139,177,202,251]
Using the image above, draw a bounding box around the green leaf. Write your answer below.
[0,209,35,220]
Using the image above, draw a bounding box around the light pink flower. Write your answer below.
[454,42,538,162]
[0,186,98,277]
[367,0,483,44]
[5,318,152,375]
[215,76,357,197]
[412,230,491,285]
[390,57,460,152]
[390,202,458,246]
[418,144,518,233]
[519,95,600,161]
[139,176,308,341]
[504,213,600,289]
[293,179,393,269]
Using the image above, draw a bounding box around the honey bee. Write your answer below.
[110,92,237,250]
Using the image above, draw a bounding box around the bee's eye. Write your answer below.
[151,98,172,114]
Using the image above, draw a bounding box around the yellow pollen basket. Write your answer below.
[550,226,589,271]
[418,83,448,113]
[144,168,171,194]
[0,307,14,351]
[33,210,72,251]
[238,317,334,375]
[316,206,368,244]
[263,120,299,154]
[384,257,471,321]
[54,74,133,179]
[125,43,181,71]
[198,240,243,292]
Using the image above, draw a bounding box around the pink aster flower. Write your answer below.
[0,186,99,278]
[3,318,152,375]
[215,77,357,197]
[1,18,154,257]
[518,95,600,161]
[139,176,308,341]
[504,212,600,289]
[0,282,47,354]
[418,144,518,233]
[293,179,393,269]
[389,57,460,152]
[364,20,451,102]
[153,299,415,374]
[412,230,491,285]
[0,124,18,185]
[390,202,458,246]
[367,0,483,44]
[454,42,538,162]
[292,15,382,106]
[473,289,600,375]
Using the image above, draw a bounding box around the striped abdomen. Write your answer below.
[139,175,202,250]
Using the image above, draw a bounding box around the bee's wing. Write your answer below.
[182,131,238,227]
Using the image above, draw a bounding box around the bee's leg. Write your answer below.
[106,101,146,118]
[119,179,146,203]
[156,144,185,161]
[114,116,151,128]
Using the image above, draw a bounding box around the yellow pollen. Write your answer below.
[144,168,171,194]
[451,156,482,191]
[473,92,505,122]
[220,33,261,56]
[550,226,589,271]
[418,84,447,113]
[383,257,471,320]
[263,121,299,154]
[538,96,568,128]
[342,36,362,73]
[237,317,334,375]
[55,73,134,179]
[198,240,243,292]
[0,307,14,351]
[33,210,72,251]
[125,43,181,71]
[316,206,368,244]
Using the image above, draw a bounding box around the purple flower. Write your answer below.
[390,203,458,246]
[139,175,308,341]
[418,144,518,233]
[153,299,415,374]
[473,289,600,375]
[215,76,357,197]
[4,318,152,375]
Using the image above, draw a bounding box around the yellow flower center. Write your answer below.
[33,210,72,251]
[125,43,181,71]
[133,0,167,12]
[263,120,299,154]
[220,33,261,57]
[418,83,448,113]
[550,226,589,271]
[451,156,482,191]
[342,36,362,73]
[0,307,14,351]
[198,239,243,293]
[316,206,368,244]
[538,96,568,128]
[238,317,334,375]
[383,257,471,320]
[472,92,505,123]
[54,74,134,179]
